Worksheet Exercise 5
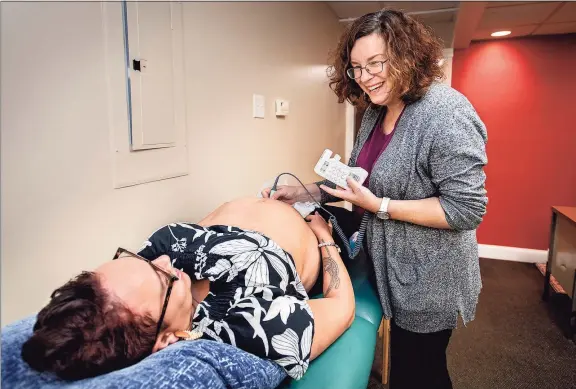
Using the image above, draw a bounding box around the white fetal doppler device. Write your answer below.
[313,149,368,189]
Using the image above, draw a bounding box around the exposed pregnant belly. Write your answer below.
[197,197,321,291]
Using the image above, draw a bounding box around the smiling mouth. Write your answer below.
[368,82,384,93]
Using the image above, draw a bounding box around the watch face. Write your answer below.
[377,212,390,220]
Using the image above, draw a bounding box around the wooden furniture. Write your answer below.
[378,318,391,385]
[542,206,576,342]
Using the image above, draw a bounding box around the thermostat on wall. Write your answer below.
[275,99,289,117]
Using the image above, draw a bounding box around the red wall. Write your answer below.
[452,34,576,250]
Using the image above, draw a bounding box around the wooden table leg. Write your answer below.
[571,272,576,343]
[381,318,390,385]
[543,212,557,301]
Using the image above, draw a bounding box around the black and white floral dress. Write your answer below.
[137,222,315,380]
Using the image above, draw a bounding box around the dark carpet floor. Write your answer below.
[368,258,576,389]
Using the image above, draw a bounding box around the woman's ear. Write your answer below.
[152,331,179,353]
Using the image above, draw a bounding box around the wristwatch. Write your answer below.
[376,197,391,220]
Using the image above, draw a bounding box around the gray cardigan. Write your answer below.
[320,83,488,333]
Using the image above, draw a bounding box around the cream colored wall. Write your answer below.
[1,2,345,326]
[442,48,454,86]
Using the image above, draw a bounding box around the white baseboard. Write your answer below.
[479,244,548,263]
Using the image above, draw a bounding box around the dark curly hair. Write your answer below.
[21,271,158,380]
[328,9,445,107]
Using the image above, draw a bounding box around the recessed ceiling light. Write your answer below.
[491,30,512,37]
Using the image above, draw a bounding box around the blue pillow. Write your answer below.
[2,315,287,389]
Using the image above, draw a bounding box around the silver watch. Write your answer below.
[376,197,391,220]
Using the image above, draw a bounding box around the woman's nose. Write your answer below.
[360,70,373,84]
[152,255,172,270]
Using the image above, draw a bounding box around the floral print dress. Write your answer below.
[137,222,315,380]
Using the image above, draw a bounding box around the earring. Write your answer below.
[174,329,203,341]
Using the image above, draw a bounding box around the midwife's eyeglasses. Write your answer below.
[346,59,389,79]
[112,247,179,342]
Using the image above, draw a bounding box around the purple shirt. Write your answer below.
[354,107,405,217]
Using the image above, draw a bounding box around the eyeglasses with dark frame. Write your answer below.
[112,247,179,345]
[346,59,389,80]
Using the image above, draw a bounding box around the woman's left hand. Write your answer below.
[320,177,382,213]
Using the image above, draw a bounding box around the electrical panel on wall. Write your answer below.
[125,1,186,151]
[103,1,188,188]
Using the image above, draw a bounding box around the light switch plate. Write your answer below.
[253,94,265,118]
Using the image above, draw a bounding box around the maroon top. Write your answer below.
[353,106,406,217]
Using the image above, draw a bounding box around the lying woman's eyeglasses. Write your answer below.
[112,247,179,345]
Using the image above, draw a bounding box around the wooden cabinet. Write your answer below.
[543,206,576,342]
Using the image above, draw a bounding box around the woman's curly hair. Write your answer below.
[328,9,445,107]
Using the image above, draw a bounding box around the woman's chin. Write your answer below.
[368,91,390,106]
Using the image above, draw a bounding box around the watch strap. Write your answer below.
[378,197,391,214]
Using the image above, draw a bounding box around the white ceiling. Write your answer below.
[474,1,576,41]
[326,1,576,49]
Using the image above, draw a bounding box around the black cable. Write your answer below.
[271,173,368,259]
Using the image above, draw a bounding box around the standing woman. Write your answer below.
[263,9,488,389]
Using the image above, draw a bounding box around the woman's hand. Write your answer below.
[261,185,304,205]
[320,177,382,213]
[305,212,333,239]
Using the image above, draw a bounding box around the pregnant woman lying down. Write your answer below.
[22,197,355,381]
